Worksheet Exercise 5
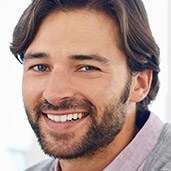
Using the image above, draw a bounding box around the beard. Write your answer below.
[24,76,132,160]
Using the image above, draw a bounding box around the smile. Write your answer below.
[47,113,87,123]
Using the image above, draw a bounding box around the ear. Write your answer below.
[129,70,153,102]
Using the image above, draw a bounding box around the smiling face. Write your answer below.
[23,10,133,159]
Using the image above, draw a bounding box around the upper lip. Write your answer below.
[42,110,87,116]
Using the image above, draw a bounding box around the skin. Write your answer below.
[23,10,152,171]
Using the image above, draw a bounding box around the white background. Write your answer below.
[0,0,170,170]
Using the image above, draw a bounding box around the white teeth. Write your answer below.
[47,113,84,123]
[48,115,55,121]
[73,113,78,120]
[60,115,67,122]
[54,115,60,122]
[68,114,73,121]
[78,113,82,119]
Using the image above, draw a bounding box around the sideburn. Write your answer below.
[120,73,132,104]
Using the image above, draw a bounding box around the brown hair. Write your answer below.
[10,0,160,112]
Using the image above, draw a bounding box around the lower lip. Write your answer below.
[42,114,88,132]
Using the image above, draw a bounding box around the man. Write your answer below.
[10,0,171,170]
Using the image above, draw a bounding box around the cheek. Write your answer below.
[22,76,44,106]
[75,78,107,95]
[75,78,116,108]
[81,75,128,109]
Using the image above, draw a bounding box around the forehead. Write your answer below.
[28,9,119,43]
[25,9,123,63]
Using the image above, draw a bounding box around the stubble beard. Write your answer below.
[24,76,132,160]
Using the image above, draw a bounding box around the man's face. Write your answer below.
[23,10,133,159]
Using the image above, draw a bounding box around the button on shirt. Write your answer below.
[55,113,164,171]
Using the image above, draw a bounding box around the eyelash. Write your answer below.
[30,64,49,72]
[29,64,101,73]
[78,65,101,72]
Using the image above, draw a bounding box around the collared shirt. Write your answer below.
[54,113,164,171]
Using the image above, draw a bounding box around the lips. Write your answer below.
[46,112,88,123]
[41,111,90,131]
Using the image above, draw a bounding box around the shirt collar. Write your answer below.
[103,112,164,171]
[54,113,164,171]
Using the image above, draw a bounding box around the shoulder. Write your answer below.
[25,158,57,171]
[144,123,171,170]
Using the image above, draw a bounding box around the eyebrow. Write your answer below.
[24,52,48,62]
[24,52,110,65]
[69,54,110,65]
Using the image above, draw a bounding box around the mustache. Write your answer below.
[34,98,96,114]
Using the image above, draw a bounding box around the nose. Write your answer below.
[43,69,76,106]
